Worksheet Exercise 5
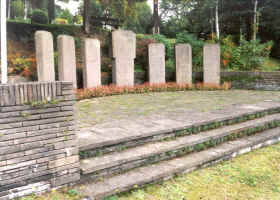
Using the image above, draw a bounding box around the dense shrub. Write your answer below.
[76,82,231,100]
[7,42,37,80]
[31,9,49,24]
[136,36,157,71]
[54,18,68,24]
[151,34,176,60]
[176,33,273,71]
[73,15,83,25]
[176,32,205,71]
[58,9,73,24]
[238,39,273,71]
[7,21,83,48]
[221,36,273,71]
[136,34,176,72]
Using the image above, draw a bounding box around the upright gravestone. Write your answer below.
[83,38,101,88]
[58,35,77,88]
[176,44,192,84]
[35,31,55,82]
[112,30,136,86]
[203,44,221,85]
[148,43,166,84]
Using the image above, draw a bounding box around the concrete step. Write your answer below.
[80,113,280,179]
[76,127,280,200]
[78,102,280,158]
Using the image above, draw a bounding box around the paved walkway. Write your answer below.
[77,100,280,151]
[75,90,280,129]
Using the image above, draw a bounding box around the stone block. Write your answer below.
[57,35,77,88]
[112,30,136,86]
[175,44,192,84]
[48,155,79,169]
[83,38,101,88]
[203,44,220,84]
[35,31,55,82]
[148,43,166,84]
[112,59,134,86]
[112,30,136,59]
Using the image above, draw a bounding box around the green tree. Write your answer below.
[124,2,152,33]
[80,0,148,32]
[11,0,24,18]
[59,8,74,24]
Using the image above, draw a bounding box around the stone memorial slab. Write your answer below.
[148,43,166,84]
[35,31,55,82]
[83,38,101,88]
[112,30,136,86]
[203,44,221,84]
[176,44,192,84]
[58,35,77,88]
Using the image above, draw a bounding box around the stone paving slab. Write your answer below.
[75,127,280,200]
[80,113,280,174]
[78,101,280,151]
[75,90,280,128]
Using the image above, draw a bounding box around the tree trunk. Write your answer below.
[48,0,55,23]
[240,17,243,41]
[24,0,28,19]
[7,0,11,19]
[211,7,214,40]
[252,0,258,41]
[215,0,220,40]
[31,0,41,9]
[83,0,90,34]
[153,0,159,34]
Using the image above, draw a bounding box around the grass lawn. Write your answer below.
[20,142,280,200]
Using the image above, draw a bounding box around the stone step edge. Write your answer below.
[80,117,280,176]
[79,106,280,157]
[76,128,280,200]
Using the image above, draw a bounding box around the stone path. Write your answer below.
[75,90,280,128]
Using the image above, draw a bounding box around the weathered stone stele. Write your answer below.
[83,38,101,88]
[58,35,77,88]
[175,44,192,84]
[203,44,221,84]
[112,30,136,86]
[148,43,166,84]
[35,31,55,82]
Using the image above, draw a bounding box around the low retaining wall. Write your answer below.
[0,82,79,200]
[221,71,280,91]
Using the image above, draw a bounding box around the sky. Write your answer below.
[148,0,153,9]
[56,0,154,15]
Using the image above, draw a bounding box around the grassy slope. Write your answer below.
[19,142,280,200]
